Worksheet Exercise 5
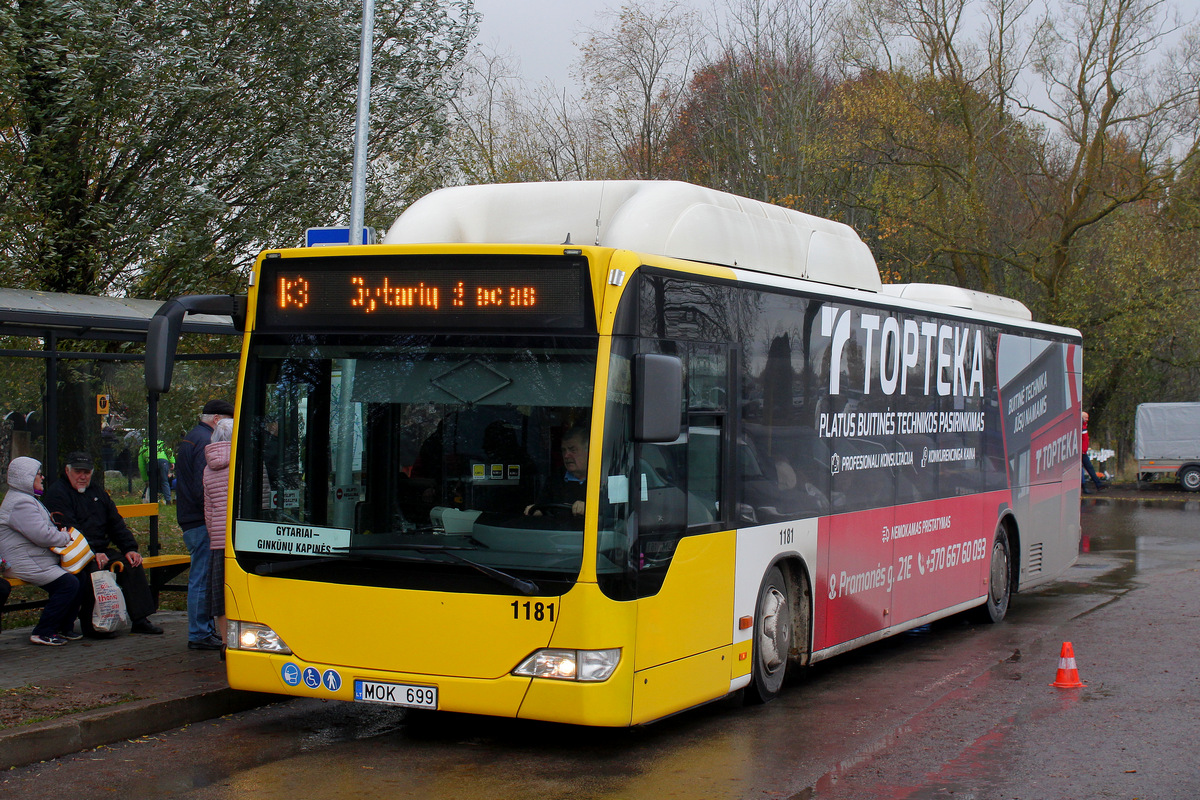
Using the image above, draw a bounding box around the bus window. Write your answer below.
[638,274,736,343]
[598,338,731,599]
[740,292,831,521]
[685,418,721,525]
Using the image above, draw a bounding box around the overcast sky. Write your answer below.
[471,0,726,91]
[468,0,1196,128]
[471,0,627,88]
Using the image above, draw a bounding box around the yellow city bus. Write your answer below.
[148,181,1083,726]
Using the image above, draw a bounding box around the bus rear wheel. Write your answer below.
[747,566,791,704]
[971,525,1011,624]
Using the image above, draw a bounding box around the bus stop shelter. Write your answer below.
[0,287,239,558]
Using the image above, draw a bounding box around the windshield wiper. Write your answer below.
[351,543,538,595]
[409,546,539,595]
[346,541,488,552]
[253,551,402,576]
[252,545,539,595]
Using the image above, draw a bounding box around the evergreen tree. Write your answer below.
[0,0,477,297]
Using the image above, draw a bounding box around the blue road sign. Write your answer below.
[305,226,376,247]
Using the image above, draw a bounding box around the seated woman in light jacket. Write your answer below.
[0,457,83,646]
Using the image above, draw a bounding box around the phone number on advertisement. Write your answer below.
[916,537,989,576]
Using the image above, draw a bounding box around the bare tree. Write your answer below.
[526,86,624,181]
[577,0,708,178]
[1024,0,1199,305]
[448,48,535,183]
[447,45,623,184]
[660,0,843,210]
[831,0,1199,303]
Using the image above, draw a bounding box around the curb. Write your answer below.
[1082,494,1199,504]
[1,686,279,770]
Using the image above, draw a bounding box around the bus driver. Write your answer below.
[525,425,588,517]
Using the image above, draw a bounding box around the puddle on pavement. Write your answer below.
[1082,500,1200,551]
[1069,501,1200,593]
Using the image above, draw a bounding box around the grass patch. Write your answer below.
[0,684,142,730]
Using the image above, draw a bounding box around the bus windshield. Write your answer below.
[232,334,597,594]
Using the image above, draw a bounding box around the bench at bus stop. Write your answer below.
[1,502,190,611]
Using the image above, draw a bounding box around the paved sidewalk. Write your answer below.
[0,611,276,769]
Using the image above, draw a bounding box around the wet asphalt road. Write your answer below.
[4,497,1199,799]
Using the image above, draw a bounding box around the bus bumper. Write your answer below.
[225,649,638,726]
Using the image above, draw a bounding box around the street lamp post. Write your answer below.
[348,0,375,245]
[335,0,375,527]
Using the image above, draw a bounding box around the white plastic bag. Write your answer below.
[91,569,132,634]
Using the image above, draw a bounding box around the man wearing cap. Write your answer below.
[42,451,163,637]
[176,399,234,651]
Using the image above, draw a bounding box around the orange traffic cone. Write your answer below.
[1050,641,1085,688]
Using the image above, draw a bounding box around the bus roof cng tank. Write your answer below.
[384,180,883,293]
[880,282,1032,321]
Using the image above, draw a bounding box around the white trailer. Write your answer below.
[1134,402,1200,491]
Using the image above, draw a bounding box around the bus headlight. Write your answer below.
[227,620,292,654]
[512,648,621,682]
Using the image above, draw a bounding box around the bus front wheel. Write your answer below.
[747,566,791,704]
[971,525,1012,624]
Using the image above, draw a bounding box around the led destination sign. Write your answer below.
[257,255,591,330]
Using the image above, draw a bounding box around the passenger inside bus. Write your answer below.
[398,420,446,522]
[737,432,829,522]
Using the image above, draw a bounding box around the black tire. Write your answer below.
[971,525,1011,624]
[1179,466,1200,492]
[746,565,791,704]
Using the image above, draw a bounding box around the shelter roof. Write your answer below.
[0,288,236,341]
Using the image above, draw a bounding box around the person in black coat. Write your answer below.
[174,399,234,651]
[41,451,163,637]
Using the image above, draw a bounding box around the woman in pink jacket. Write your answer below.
[203,418,233,644]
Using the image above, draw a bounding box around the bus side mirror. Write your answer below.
[146,310,184,394]
[634,354,683,443]
[146,294,244,394]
